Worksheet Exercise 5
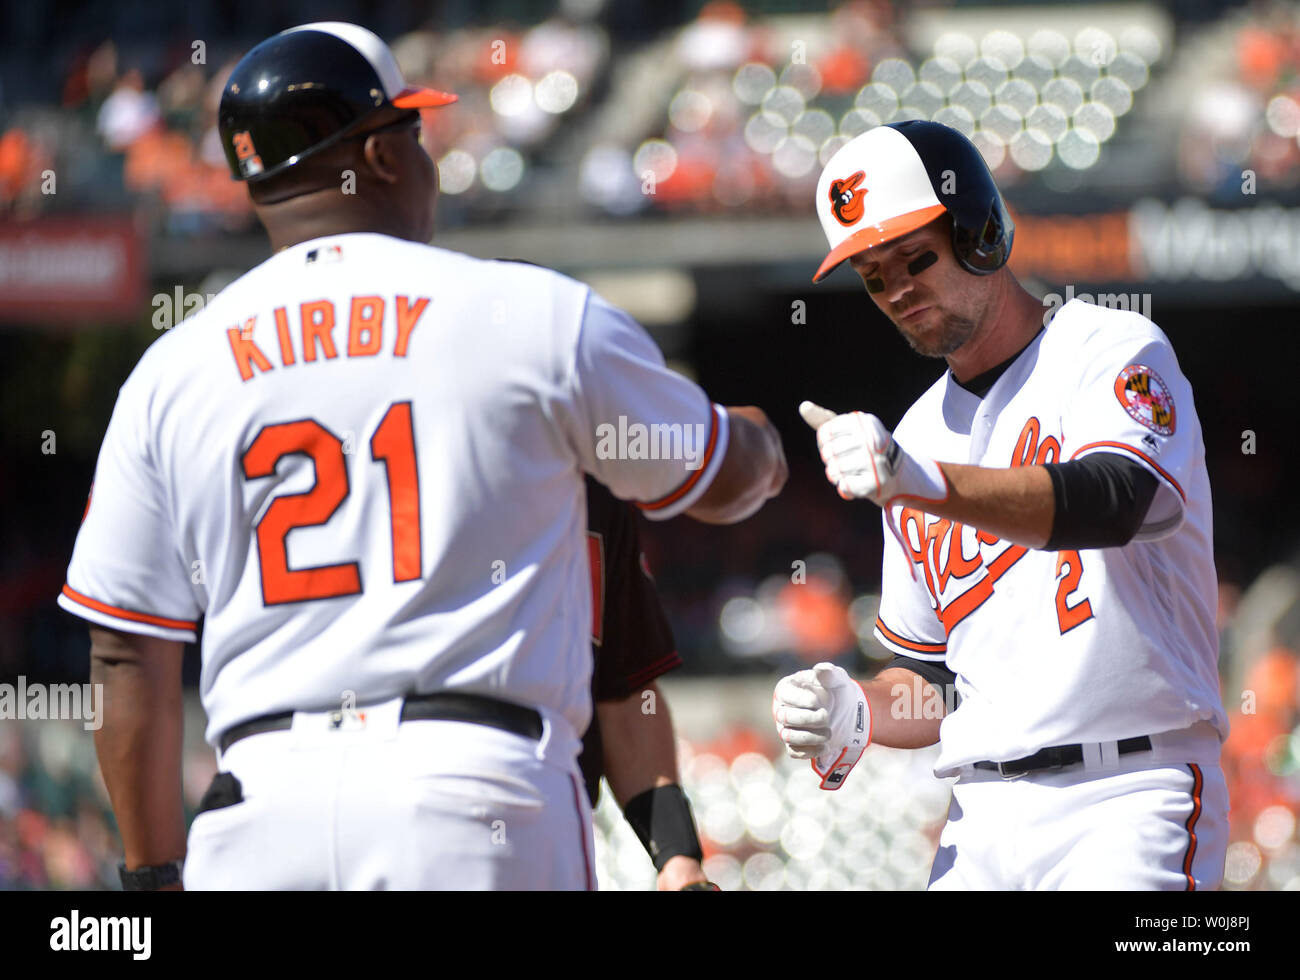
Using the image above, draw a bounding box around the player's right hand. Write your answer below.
[772,662,871,791]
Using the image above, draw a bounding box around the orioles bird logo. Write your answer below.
[829,171,867,226]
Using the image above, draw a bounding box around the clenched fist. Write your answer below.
[772,662,872,791]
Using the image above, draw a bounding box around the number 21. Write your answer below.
[241,401,421,605]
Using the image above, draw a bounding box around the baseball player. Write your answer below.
[772,121,1228,889]
[59,22,785,891]
[579,475,713,891]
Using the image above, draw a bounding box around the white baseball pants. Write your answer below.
[183,697,595,890]
[928,723,1228,890]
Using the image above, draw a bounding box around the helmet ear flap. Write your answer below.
[951,204,1014,275]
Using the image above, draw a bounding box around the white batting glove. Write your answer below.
[799,401,948,508]
[772,662,871,791]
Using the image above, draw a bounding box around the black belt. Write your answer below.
[972,736,1152,778]
[219,692,543,754]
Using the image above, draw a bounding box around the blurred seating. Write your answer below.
[0,1,1191,232]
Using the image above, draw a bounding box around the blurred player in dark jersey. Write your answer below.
[579,476,714,890]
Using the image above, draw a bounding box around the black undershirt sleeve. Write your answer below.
[885,655,959,710]
[1042,452,1159,551]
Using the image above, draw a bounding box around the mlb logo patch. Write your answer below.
[306,245,343,265]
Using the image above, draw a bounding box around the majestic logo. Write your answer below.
[231,130,264,178]
[828,171,867,226]
[1114,364,1176,436]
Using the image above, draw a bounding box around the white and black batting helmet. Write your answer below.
[813,120,1015,283]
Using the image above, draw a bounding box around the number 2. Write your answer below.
[1054,550,1093,634]
[241,402,421,605]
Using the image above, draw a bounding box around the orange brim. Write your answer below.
[393,85,459,108]
[812,204,947,282]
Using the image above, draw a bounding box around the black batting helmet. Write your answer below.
[813,120,1014,282]
[218,22,457,183]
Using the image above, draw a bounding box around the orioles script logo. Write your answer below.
[829,171,867,226]
[894,417,1093,637]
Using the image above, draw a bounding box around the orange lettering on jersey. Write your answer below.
[894,418,1072,637]
[902,511,1021,633]
[899,507,927,564]
[273,306,296,366]
[1054,550,1094,634]
[1011,417,1040,468]
[370,401,421,581]
[348,295,384,357]
[899,507,940,609]
[300,300,338,361]
[921,517,990,599]
[1035,435,1060,464]
[394,295,429,358]
[940,543,1029,634]
[227,321,274,382]
[939,521,983,589]
[925,518,952,590]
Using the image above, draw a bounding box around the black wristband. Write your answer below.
[623,784,704,872]
[118,859,184,891]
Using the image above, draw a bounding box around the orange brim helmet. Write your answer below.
[812,120,1014,283]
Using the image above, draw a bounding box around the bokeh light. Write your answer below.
[934,32,978,66]
[668,89,713,133]
[872,57,916,92]
[1057,127,1101,169]
[534,70,579,113]
[743,111,788,155]
[981,30,1025,70]
[1224,841,1263,888]
[436,148,476,195]
[1010,128,1053,170]
[489,73,533,117]
[733,62,777,105]
[856,82,899,118]
[932,104,976,138]
[632,138,678,184]
[771,135,818,178]
[919,56,963,93]
[479,146,525,191]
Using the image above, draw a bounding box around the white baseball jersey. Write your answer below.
[872,298,1226,778]
[59,232,727,747]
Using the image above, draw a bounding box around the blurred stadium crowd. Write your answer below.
[3,0,1300,889]
[4,1,1300,227]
